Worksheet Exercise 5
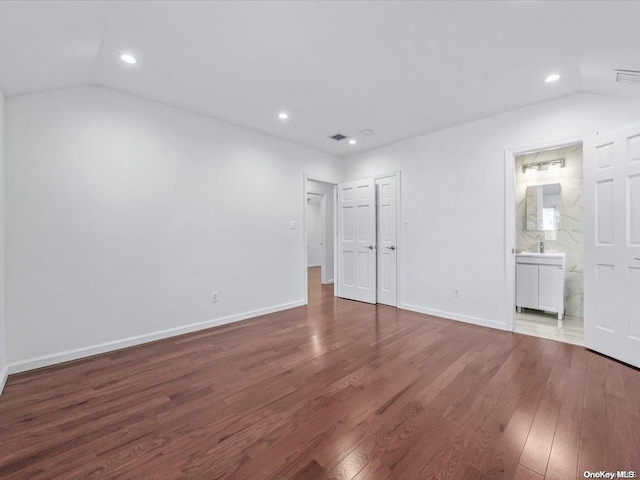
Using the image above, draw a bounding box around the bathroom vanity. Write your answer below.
[516,252,566,326]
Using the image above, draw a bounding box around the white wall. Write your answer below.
[5,87,640,375]
[0,86,6,391]
[5,86,341,369]
[343,93,640,330]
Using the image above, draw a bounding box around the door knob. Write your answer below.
[386,246,396,250]
[366,245,374,250]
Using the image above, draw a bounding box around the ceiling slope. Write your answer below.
[1,1,639,155]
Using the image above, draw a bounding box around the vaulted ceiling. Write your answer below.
[1,1,639,155]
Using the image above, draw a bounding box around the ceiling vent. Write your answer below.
[328,133,348,141]
[616,69,640,85]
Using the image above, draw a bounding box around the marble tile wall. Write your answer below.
[515,144,583,318]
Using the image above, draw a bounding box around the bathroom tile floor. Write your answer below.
[515,308,584,346]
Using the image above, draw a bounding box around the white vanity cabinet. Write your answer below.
[516,252,566,326]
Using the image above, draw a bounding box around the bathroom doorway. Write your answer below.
[510,143,584,346]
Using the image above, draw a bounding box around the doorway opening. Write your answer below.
[510,143,584,346]
[305,178,336,303]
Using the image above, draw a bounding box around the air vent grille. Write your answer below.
[616,69,640,85]
[329,133,348,141]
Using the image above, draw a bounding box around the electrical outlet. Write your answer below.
[404,220,409,229]
[453,287,460,298]
[212,291,218,302]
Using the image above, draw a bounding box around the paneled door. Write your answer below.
[376,176,398,306]
[584,122,640,368]
[337,179,377,304]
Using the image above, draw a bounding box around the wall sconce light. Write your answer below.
[522,158,565,174]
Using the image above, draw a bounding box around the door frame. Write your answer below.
[303,174,338,306]
[503,138,583,332]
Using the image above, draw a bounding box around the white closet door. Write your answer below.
[584,122,640,368]
[337,179,377,304]
[376,176,398,306]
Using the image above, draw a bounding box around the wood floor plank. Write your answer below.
[478,410,535,480]
[291,460,329,480]
[351,459,391,480]
[469,339,558,479]
[0,267,638,479]
[577,353,609,474]
[512,464,543,480]
[545,346,586,479]
[518,343,571,475]
[419,334,550,479]
[604,361,640,472]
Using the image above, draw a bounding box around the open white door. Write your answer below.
[337,179,377,304]
[584,122,640,368]
[376,176,397,306]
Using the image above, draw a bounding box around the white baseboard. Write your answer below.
[6,300,306,376]
[399,303,508,331]
[0,365,8,396]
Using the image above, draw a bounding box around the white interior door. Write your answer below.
[376,176,397,306]
[337,179,377,304]
[584,122,640,368]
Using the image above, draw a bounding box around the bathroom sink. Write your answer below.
[517,251,566,258]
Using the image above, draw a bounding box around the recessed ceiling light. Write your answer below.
[545,74,560,83]
[120,54,137,64]
[278,112,288,120]
[349,139,357,145]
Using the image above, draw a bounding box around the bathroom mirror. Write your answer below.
[526,183,561,231]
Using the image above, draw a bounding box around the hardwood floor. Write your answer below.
[1,266,639,479]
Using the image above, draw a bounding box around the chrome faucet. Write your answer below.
[539,241,545,254]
